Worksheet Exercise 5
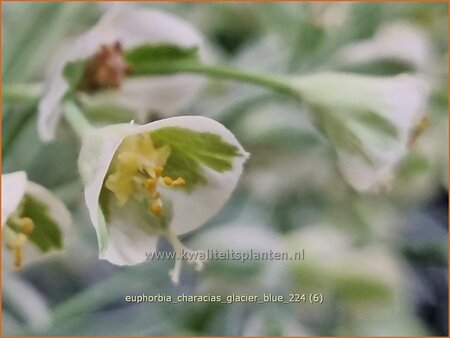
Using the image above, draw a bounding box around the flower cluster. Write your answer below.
[3,5,432,286]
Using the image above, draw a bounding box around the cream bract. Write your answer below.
[293,72,429,191]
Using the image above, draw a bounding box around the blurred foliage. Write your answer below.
[2,2,448,336]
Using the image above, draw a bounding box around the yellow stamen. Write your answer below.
[149,202,163,218]
[14,247,23,269]
[151,191,160,199]
[154,166,164,177]
[5,231,27,269]
[20,217,34,236]
[410,115,430,147]
[173,177,186,186]
[417,116,430,130]
[163,176,174,186]
[146,178,156,192]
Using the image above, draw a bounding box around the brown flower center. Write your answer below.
[80,41,131,92]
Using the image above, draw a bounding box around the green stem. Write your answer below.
[62,100,94,139]
[2,83,43,103]
[2,102,37,156]
[131,62,299,99]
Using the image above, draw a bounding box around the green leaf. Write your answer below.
[22,195,63,252]
[289,8,325,71]
[150,127,241,190]
[3,3,92,83]
[63,60,87,93]
[350,2,382,39]
[125,44,200,74]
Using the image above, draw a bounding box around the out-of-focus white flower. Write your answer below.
[285,224,408,306]
[78,116,248,283]
[334,21,432,71]
[292,72,430,191]
[38,7,206,141]
[1,172,71,269]
[390,113,448,201]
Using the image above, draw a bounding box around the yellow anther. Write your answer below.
[173,177,186,186]
[154,166,164,177]
[14,247,23,269]
[149,202,163,218]
[20,217,34,236]
[163,176,174,186]
[146,178,156,192]
[151,191,160,199]
[6,232,27,250]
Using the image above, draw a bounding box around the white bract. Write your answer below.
[292,72,429,191]
[334,21,431,72]
[38,7,206,141]
[1,171,71,269]
[78,116,248,283]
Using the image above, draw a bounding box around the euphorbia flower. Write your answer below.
[292,72,429,191]
[1,172,71,269]
[38,7,206,141]
[78,116,248,283]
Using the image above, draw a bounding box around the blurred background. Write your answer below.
[2,2,448,336]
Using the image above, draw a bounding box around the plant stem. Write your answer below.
[63,100,94,139]
[2,102,38,157]
[2,83,43,103]
[131,62,299,99]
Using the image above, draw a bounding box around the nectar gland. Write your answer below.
[80,41,131,92]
